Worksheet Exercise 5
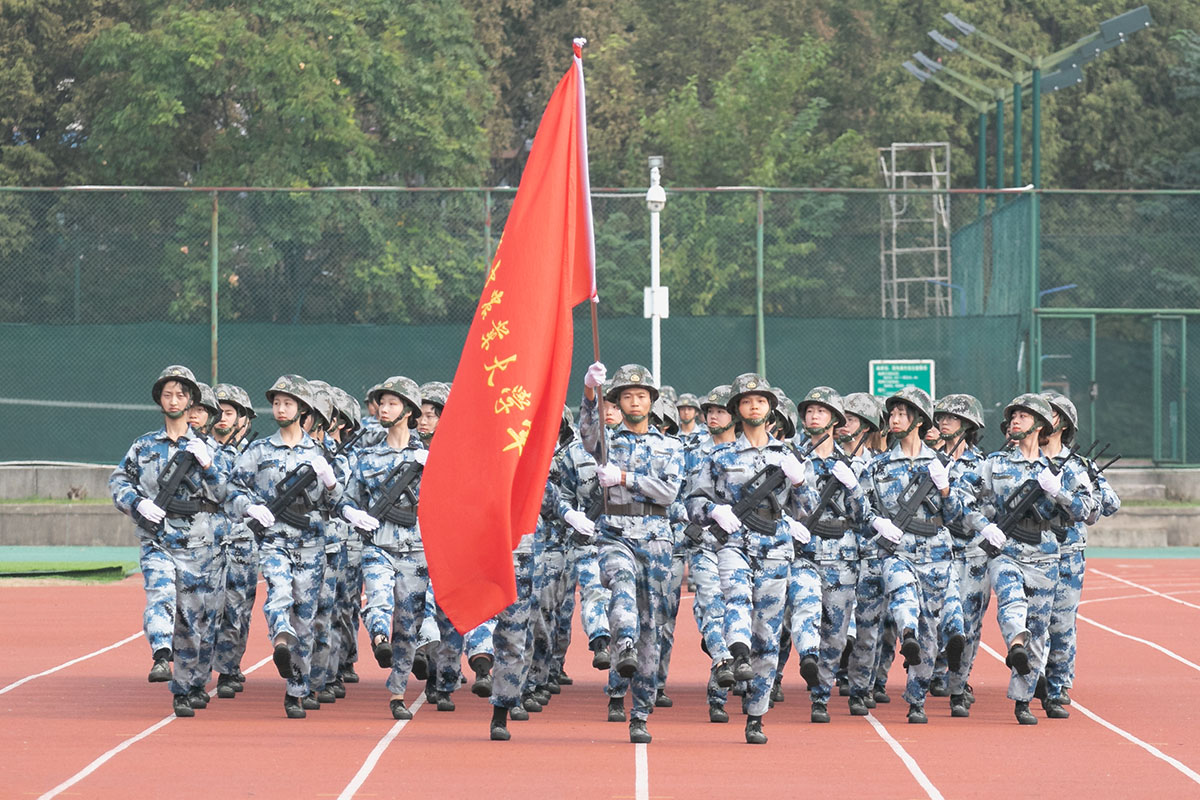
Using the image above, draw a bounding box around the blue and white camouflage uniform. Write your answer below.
[845,446,890,704]
[556,440,610,648]
[964,447,1096,702]
[310,445,352,698]
[939,445,990,698]
[110,426,224,699]
[228,431,341,699]
[210,437,260,682]
[860,441,967,707]
[528,447,576,694]
[687,434,795,719]
[581,394,685,723]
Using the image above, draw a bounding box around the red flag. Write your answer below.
[419,40,596,633]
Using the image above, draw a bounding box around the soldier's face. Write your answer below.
[678,406,697,424]
[1009,409,1037,436]
[377,393,407,426]
[619,388,652,417]
[888,404,913,433]
[366,399,378,417]
[936,413,964,438]
[273,395,299,422]
[837,414,863,439]
[804,404,832,430]
[603,399,622,426]
[738,393,771,424]
[186,405,209,428]
[418,403,441,435]
[217,403,239,433]
[706,406,733,430]
[158,381,190,415]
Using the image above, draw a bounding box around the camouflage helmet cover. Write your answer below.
[777,395,799,438]
[562,403,575,427]
[606,364,659,403]
[934,393,986,430]
[885,385,935,428]
[797,386,847,428]
[658,384,679,406]
[152,364,201,405]
[842,392,881,431]
[701,384,733,412]
[676,392,702,411]
[194,381,221,416]
[266,374,316,411]
[370,376,423,428]
[653,395,680,431]
[331,387,362,429]
[727,373,777,413]
[419,381,451,409]
[1004,392,1055,429]
[214,383,256,419]
[305,380,337,429]
[1041,390,1079,438]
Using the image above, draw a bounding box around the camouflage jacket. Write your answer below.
[340,437,426,552]
[794,445,867,561]
[226,430,341,544]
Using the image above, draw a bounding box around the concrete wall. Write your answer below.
[0,504,139,547]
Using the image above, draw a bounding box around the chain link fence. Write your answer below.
[1,186,1197,464]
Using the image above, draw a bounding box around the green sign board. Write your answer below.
[869,359,936,397]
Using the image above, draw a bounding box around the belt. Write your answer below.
[902,517,942,537]
[811,519,849,539]
[607,502,668,518]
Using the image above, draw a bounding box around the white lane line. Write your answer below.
[978,642,1200,786]
[36,653,272,799]
[1076,614,1200,674]
[1091,569,1200,611]
[635,742,649,800]
[336,696,426,800]
[1081,589,1200,607]
[1,632,142,696]
[863,713,945,800]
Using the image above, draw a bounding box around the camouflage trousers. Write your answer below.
[310,545,347,693]
[337,535,364,668]
[689,546,730,707]
[491,552,534,710]
[810,559,859,705]
[140,539,215,697]
[720,548,788,718]
[552,556,577,670]
[211,538,259,677]
[529,547,570,692]
[466,619,496,659]
[656,551,688,690]
[882,551,962,706]
[1045,547,1086,698]
[988,549,1057,702]
[431,603,466,696]
[361,544,429,698]
[260,538,324,698]
[786,557,822,661]
[600,536,673,721]
[847,556,887,700]
[947,549,991,696]
[572,543,611,645]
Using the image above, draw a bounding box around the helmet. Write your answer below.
[1041,390,1078,443]
[658,384,679,406]
[885,386,934,431]
[796,386,847,429]
[306,380,337,430]
[365,383,382,404]
[727,373,776,413]
[194,382,221,418]
[776,395,799,439]
[653,396,680,434]
[701,384,733,412]
[266,374,316,412]
[562,404,575,427]
[1003,392,1054,430]
[370,376,423,428]
[152,365,201,406]
[676,392,701,411]
[842,392,881,431]
[331,387,362,430]
[606,364,659,403]
[215,384,256,419]
[935,393,986,430]
[419,381,451,410]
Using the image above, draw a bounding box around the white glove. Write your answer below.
[136,498,166,524]
[563,509,596,537]
[1037,466,1062,496]
[247,504,275,528]
[596,463,622,488]
[927,458,950,491]
[780,453,805,485]
[711,504,741,534]
[185,438,212,468]
[342,506,380,531]
[872,516,903,544]
[787,517,811,545]
[981,523,1006,549]
[311,455,336,489]
[413,449,428,466]
[831,460,857,489]
[584,361,607,389]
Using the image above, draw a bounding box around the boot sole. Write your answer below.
[946,634,966,672]
[273,644,293,680]
[800,658,819,690]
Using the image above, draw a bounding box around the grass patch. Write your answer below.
[1120,499,1200,508]
[0,497,111,505]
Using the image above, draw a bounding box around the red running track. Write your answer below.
[2,557,1199,799]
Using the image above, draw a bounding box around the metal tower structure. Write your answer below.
[879,142,953,318]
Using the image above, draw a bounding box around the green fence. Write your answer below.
[1,186,1197,464]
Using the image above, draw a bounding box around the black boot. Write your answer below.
[946,633,966,672]
[1015,700,1038,725]
[186,687,209,709]
[708,703,729,723]
[216,673,239,699]
[810,702,830,723]
[800,654,819,690]
[273,641,295,679]
[950,694,970,717]
[1006,643,1031,676]
[490,705,510,741]
[615,642,638,679]
[1044,698,1070,719]
[172,693,194,717]
[591,636,611,670]
[655,689,673,708]
[390,698,413,720]
[470,654,494,698]
[929,676,949,697]
[629,719,651,744]
[607,695,626,722]
[730,642,753,682]
[284,693,306,719]
[744,715,767,744]
[302,693,320,710]
[340,662,359,684]
[848,695,869,716]
[714,660,736,689]
[907,703,927,724]
[899,630,920,668]
[372,637,392,669]
[149,649,172,683]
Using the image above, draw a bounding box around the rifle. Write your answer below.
[694,432,830,546]
[329,425,367,457]
[236,430,259,454]
[132,448,202,534]
[874,431,966,555]
[980,440,1081,557]
[1083,442,1122,482]
[359,460,423,533]
[247,463,319,535]
[797,434,869,553]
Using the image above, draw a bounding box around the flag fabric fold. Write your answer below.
[419,40,596,633]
